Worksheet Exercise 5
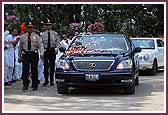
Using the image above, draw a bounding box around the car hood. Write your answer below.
[137,49,155,55]
[63,54,124,61]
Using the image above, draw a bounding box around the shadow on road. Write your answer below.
[4,70,164,111]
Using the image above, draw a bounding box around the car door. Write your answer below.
[156,39,164,67]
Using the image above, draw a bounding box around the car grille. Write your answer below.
[72,60,114,71]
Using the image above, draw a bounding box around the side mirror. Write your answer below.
[59,47,66,52]
[134,47,141,53]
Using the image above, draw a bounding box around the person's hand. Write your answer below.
[16,36,20,41]
[55,48,58,54]
[12,41,18,47]
[18,58,22,63]
[4,46,8,50]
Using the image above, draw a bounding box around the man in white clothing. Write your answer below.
[13,33,22,82]
[56,34,72,66]
[4,28,18,85]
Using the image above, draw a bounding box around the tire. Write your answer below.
[57,84,69,94]
[135,76,139,86]
[135,71,139,86]
[124,81,135,95]
[150,60,158,75]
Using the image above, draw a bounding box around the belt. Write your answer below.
[22,49,38,54]
[44,48,55,51]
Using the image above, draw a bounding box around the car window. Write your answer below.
[70,35,129,54]
[131,39,155,49]
[157,39,164,47]
[161,40,164,47]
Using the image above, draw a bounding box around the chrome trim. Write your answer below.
[89,63,96,68]
[72,60,115,71]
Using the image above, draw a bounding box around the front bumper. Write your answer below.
[55,71,135,87]
[139,61,153,70]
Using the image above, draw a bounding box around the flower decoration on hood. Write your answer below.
[66,47,112,56]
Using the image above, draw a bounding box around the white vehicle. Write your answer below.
[131,38,164,74]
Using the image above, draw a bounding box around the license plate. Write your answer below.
[85,74,99,81]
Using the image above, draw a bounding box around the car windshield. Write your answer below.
[132,39,155,49]
[69,35,129,54]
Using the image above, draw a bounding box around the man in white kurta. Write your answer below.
[4,28,18,85]
[55,34,72,66]
[13,35,22,81]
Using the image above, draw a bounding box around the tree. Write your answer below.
[4,4,164,37]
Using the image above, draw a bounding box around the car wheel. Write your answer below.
[135,77,139,86]
[135,71,139,86]
[150,60,158,75]
[124,81,135,95]
[57,84,69,94]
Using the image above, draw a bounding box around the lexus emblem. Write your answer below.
[89,63,96,68]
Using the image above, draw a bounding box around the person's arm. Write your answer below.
[18,36,23,63]
[37,35,44,59]
[4,35,9,50]
[54,32,60,53]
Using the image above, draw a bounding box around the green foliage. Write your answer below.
[4,4,164,37]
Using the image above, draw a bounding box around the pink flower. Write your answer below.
[88,22,104,33]
[69,23,81,30]
[6,15,19,22]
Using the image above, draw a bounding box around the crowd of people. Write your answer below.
[4,19,73,91]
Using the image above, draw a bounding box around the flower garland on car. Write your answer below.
[66,48,112,56]
[66,47,88,56]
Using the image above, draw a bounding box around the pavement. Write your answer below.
[3,70,165,112]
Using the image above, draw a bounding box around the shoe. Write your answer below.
[32,88,38,91]
[37,80,40,84]
[22,86,28,90]
[50,83,54,86]
[17,79,21,81]
[10,80,17,83]
[4,82,11,86]
[43,81,49,87]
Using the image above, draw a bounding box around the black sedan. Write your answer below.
[56,33,141,94]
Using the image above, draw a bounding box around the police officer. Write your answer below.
[18,21,44,91]
[41,19,60,86]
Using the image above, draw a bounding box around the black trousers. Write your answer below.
[22,51,39,89]
[44,48,56,84]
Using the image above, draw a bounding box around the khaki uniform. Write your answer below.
[41,30,60,50]
[19,32,44,90]
[18,32,44,59]
[41,30,60,86]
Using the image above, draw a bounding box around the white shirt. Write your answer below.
[60,39,72,49]
[4,34,15,67]
[4,30,10,39]
[14,36,20,65]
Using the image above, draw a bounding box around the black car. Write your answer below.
[56,33,141,94]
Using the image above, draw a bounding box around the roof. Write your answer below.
[79,33,127,37]
[131,37,161,40]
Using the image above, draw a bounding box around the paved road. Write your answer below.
[4,70,165,112]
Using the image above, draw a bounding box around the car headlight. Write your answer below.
[139,54,150,61]
[57,60,70,70]
[116,59,132,69]
[139,55,143,60]
[143,54,150,60]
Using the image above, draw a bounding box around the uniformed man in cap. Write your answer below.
[18,21,44,91]
[41,19,60,86]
